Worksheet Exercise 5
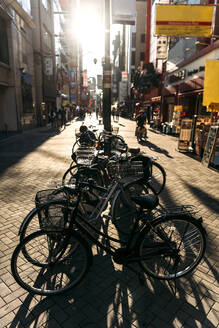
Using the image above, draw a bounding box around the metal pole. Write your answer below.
[103,0,111,132]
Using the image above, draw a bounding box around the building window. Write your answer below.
[0,17,9,65]
[43,27,52,50]
[141,34,145,43]
[132,33,136,48]
[42,0,51,12]
[140,52,145,61]
[131,51,136,66]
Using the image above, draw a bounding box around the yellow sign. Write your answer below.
[206,103,219,112]
[174,105,183,112]
[155,5,213,37]
[203,61,219,107]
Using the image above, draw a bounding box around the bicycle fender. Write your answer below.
[18,208,37,235]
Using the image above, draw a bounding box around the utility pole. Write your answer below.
[103,0,111,133]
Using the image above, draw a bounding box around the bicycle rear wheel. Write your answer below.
[11,230,92,296]
[147,161,166,195]
[137,214,206,280]
[111,181,149,235]
[62,165,78,185]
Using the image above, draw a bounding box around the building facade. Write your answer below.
[0,0,36,134]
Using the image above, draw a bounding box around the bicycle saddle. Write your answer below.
[129,148,140,155]
[131,194,159,210]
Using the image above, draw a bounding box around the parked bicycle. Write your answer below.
[11,163,206,296]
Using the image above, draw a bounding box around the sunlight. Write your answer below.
[76,8,104,57]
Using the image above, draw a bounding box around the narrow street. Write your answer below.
[0,115,218,328]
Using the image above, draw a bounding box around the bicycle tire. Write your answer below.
[111,181,149,235]
[62,165,104,187]
[137,214,206,280]
[62,165,79,185]
[19,200,72,242]
[11,230,92,296]
[147,161,166,195]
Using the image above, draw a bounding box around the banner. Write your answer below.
[203,60,219,107]
[112,0,136,25]
[69,72,76,102]
[155,5,213,37]
[83,69,88,88]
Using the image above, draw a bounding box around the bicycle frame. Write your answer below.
[66,179,153,261]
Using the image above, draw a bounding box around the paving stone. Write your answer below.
[0,116,218,328]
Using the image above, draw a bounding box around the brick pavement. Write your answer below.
[0,114,218,328]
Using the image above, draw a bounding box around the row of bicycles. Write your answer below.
[11,128,207,296]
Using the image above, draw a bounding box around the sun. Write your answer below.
[76,9,104,56]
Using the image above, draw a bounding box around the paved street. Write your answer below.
[0,115,218,328]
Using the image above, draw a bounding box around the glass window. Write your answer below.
[140,52,145,61]
[0,17,9,65]
[42,0,48,10]
[131,51,136,66]
[141,34,145,43]
[132,33,136,48]
[43,27,52,50]
[17,0,31,16]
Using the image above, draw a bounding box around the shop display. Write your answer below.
[172,111,186,135]
[178,119,193,151]
[194,116,212,156]
[202,126,219,167]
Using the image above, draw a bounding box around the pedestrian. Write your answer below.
[57,109,62,128]
[96,107,99,120]
[116,107,120,122]
[61,108,66,127]
[112,107,116,121]
[51,110,56,129]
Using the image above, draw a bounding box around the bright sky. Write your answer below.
[76,0,105,77]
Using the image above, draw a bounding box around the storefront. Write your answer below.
[162,41,219,156]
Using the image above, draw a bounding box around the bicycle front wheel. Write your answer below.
[11,230,91,296]
[137,214,206,280]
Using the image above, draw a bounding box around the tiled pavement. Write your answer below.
[0,114,218,328]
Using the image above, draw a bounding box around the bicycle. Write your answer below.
[62,133,166,195]
[19,159,164,239]
[11,172,206,296]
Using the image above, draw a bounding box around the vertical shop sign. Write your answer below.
[178,119,193,152]
[203,60,219,106]
[69,71,76,102]
[202,126,219,167]
[44,57,53,76]
[97,75,103,89]
[83,69,88,88]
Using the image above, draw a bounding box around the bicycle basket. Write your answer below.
[35,189,70,231]
[37,202,70,231]
[35,189,68,206]
[75,147,96,165]
[108,161,144,180]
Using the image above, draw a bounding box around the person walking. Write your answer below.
[116,107,120,122]
[112,107,116,122]
[57,109,62,128]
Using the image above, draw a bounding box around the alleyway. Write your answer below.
[0,115,218,328]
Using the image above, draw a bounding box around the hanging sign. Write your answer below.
[203,61,219,107]
[155,5,213,37]
[202,126,219,167]
[174,105,183,112]
[112,0,136,25]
